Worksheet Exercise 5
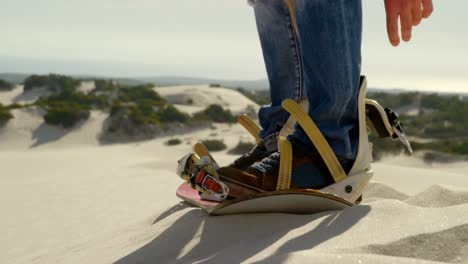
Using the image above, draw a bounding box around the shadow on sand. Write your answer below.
[152,202,195,225]
[30,123,68,148]
[29,115,93,148]
[115,204,371,264]
[13,88,50,103]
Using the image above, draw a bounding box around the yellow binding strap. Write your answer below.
[192,154,200,163]
[193,142,219,169]
[282,99,347,183]
[277,136,293,191]
[238,114,262,143]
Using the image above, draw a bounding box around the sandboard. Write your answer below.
[176,182,353,215]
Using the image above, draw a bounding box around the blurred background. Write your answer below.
[1,0,466,91]
[1,0,467,161]
[2,2,468,263]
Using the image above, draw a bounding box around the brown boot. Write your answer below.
[219,137,354,192]
[225,142,269,171]
[217,142,271,197]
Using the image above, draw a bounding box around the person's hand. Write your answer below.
[384,0,434,46]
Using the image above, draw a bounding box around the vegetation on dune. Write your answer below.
[193,104,236,123]
[159,105,190,123]
[368,133,408,161]
[110,102,160,126]
[236,87,270,106]
[209,83,221,88]
[202,139,227,152]
[27,78,188,130]
[405,94,468,138]
[0,103,14,126]
[166,138,182,146]
[366,92,468,161]
[8,73,468,159]
[412,139,468,156]
[38,86,94,108]
[35,86,105,128]
[367,91,419,109]
[92,79,119,93]
[233,89,468,160]
[0,79,14,91]
[228,141,256,155]
[118,84,166,105]
[108,84,187,126]
[104,83,191,140]
[23,74,80,92]
[43,104,90,129]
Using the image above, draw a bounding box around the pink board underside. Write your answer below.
[176,183,220,209]
[176,182,352,215]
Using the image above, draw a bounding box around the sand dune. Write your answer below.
[155,85,260,115]
[1,87,468,264]
[0,108,106,149]
[0,86,23,105]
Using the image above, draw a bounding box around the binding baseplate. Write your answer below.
[176,153,229,202]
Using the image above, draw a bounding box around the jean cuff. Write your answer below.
[263,132,279,153]
[247,0,257,6]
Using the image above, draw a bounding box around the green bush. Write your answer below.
[367,91,420,109]
[41,87,93,106]
[23,74,80,92]
[159,105,189,123]
[368,133,406,161]
[403,93,468,138]
[43,104,90,128]
[91,95,110,109]
[202,139,227,152]
[0,79,14,91]
[110,102,125,116]
[166,138,182,146]
[110,102,160,126]
[106,84,171,127]
[412,139,468,156]
[6,103,22,110]
[129,105,160,126]
[93,79,119,92]
[228,141,256,155]
[118,84,166,105]
[236,87,270,106]
[423,152,436,163]
[193,104,236,123]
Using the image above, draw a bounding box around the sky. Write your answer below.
[1,0,467,92]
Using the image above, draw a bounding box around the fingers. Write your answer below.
[411,0,423,26]
[422,0,434,18]
[386,11,400,46]
[400,3,413,42]
[384,0,433,47]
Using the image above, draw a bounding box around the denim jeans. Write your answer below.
[253,0,362,161]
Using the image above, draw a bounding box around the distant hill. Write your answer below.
[0,73,30,84]
[0,73,268,91]
[137,76,269,91]
[0,73,144,87]
[2,72,467,97]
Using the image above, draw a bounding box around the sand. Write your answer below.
[155,85,260,115]
[1,86,467,264]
